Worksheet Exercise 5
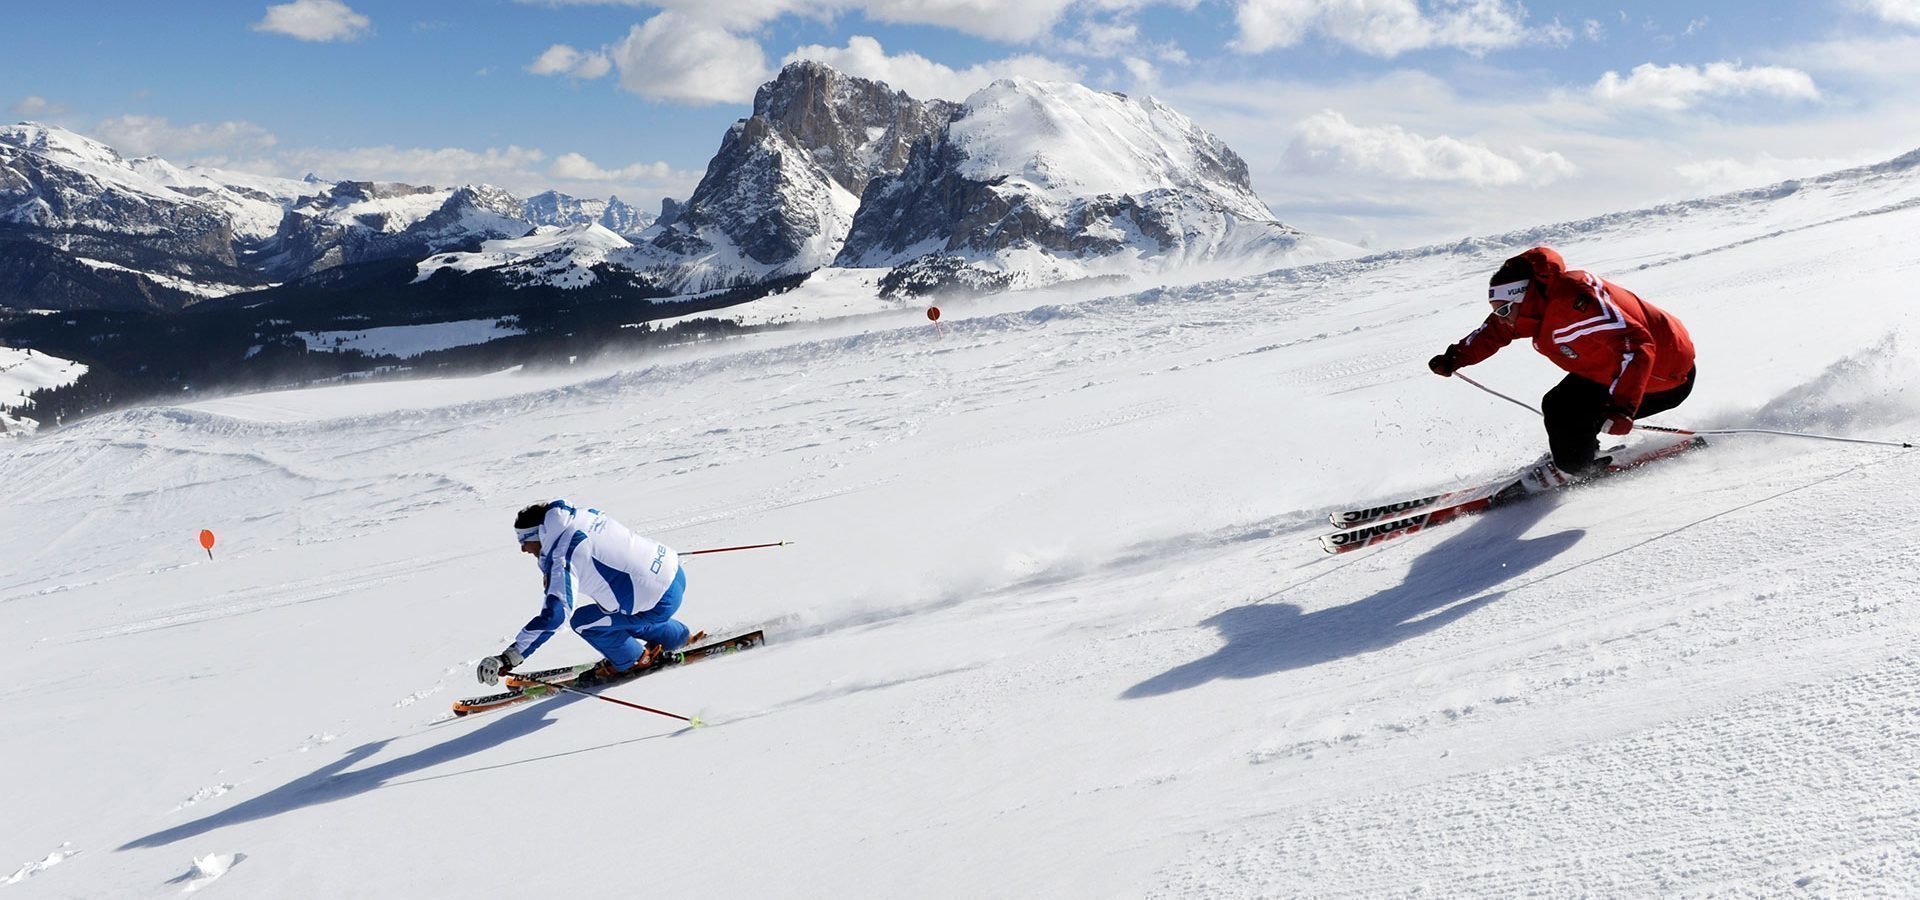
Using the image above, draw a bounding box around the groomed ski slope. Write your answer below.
[3,153,1918,897]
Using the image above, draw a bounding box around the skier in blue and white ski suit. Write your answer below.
[476,500,693,686]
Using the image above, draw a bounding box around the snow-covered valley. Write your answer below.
[2,152,1918,896]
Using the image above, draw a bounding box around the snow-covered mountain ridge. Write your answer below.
[838,77,1354,293]
[0,122,645,309]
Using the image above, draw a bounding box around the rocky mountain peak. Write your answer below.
[640,61,958,282]
[748,61,959,197]
[838,76,1352,295]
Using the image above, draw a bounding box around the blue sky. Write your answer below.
[8,0,1920,249]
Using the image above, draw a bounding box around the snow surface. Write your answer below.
[0,346,85,435]
[3,153,1919,897]
[647,267,900,329]
[295,318,527,358]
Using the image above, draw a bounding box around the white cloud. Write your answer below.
[1283,109,1575,186]
[272,145,548,188]
[1592,62,1820,111]
[91,115,280,160]
[11,96,66,117]
[154,137,696,211]
[550,152,676,181]
[1778,33,1920,87]
[1583,18,1605,41]
[1233,0,1531,57]
[610,12,772,104]
[1056,19,1140,57]
[1045,16,1189,63]
[520,0,809,31]
[252,0,372,42]
[1538,19,1573,47]
[1674,153,1860,193]
[1861,0,1920,26]
[1123,57,1158,85]
[860,0,1080,42]
[783,36,1082,101]
[1149,40,1917,252]
[528,44,612,79]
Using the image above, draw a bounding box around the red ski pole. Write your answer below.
[514,674,704,727]
[683,540,791,556]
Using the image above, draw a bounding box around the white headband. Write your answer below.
[514,526,540,545]
[1488,279,1529,303]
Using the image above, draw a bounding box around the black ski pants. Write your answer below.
[1541,366,1697,473]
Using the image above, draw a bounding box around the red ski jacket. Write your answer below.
[1449,247,1695,413]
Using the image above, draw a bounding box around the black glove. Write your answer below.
[1428,346,1461,377]
[477,646,526,686]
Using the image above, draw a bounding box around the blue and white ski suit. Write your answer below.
[509,501,690,670]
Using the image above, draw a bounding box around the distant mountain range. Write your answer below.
[2,61,1350,317]
[0,122,663,312]
[0,62,1359,426]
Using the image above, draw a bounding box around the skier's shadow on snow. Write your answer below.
[120,693,596,850]
[1124,501,1583,699]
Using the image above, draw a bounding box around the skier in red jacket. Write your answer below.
[1428,246,1697,474]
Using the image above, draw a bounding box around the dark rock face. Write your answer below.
[644,61,958,272]
[655,197,684,228]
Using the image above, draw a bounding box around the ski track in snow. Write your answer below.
[2,153,1919,897]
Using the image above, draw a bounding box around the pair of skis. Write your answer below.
[451,629,766,717]
[1319,435,1707,554]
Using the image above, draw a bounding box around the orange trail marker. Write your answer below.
[199,529,216,560]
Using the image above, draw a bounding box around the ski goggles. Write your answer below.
[1487,278,1529,318]
[514,526,540,545]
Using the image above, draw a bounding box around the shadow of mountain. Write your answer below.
[121,693,587,850]
[1124,500,1584,699]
